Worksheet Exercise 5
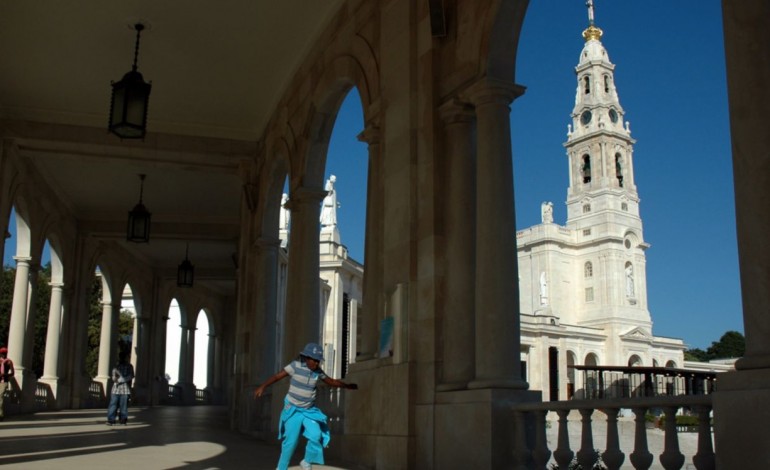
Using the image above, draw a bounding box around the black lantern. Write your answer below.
[177,243,194,288]
[109,23,152,139]
[127,174,151,243]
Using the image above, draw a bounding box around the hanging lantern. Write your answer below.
[127,174,151,243]
[109,23,152,139]
[177,243,194,287]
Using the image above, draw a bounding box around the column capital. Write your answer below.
[285,186,327,210]
[465,78,526,107]
[12,256,32,266]
[255,237,281,249]
[357,124,380,145]
[438,98,475,124]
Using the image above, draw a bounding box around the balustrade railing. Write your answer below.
[511,395,714,470]
[195,388,210,404]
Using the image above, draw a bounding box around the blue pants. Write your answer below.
[107,393,129,423]
[277,409,325,470]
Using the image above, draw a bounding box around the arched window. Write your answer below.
[604,75,610,93]
[582,154,591,183]
[583,76,591,94]
[621,202,628,211]
[584,261,593,278]
[583,204,591,213]
[615,153,624,187]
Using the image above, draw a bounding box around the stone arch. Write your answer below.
[584,352,600,366]
[44,232,66,285]
[192,307,213,388]
[480,0,530,82]
[260,135,292,241]
[11,201,32,259]
[300,53,379,189]
[628,354,643,367]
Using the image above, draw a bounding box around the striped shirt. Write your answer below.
[111,362,135,395]
[284,360,326,408]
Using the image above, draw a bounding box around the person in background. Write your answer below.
[0,347,14,421]
[254,342,358,470]
[106,351,134,426]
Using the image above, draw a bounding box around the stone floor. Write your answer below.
[0,406,353,470]
[0,405,711,469]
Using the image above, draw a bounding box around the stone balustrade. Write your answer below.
[511,394,715,470]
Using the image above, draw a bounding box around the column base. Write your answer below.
[713,367,770,468]
[468,378,529,390]
[436,381,469,392]
[435,388,541,469]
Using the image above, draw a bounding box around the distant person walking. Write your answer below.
[254,342,358,470]
[0,347,14,421]
[107,351,134,425]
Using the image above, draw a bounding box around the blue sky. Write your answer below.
[4,3,740,351]
[324,2,741,351]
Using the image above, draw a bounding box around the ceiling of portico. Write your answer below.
[0,1,345,297]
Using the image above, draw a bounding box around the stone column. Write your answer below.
[713,1,770,467]
[358,124,382,360]
[7,257,31,388]
[467,79,527,390]
[437,99,476,391]
[214,334,223,394]
[206,333,216,390]
[252,238,280,383]
[22,264,40,372]
[178,325,189,384]
[187,326,197,387]
[40,282,64,384]
[131,314,139,372]
[283,187,326,363]
[96,300,117,385]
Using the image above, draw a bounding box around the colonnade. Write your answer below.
[0,207,227,410]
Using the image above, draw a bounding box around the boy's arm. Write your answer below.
[254,370,289,398]
[322,377,358,390]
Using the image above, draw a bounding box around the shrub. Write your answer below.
[549,454,608,469]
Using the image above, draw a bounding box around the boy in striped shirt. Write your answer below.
[255,342,358,470]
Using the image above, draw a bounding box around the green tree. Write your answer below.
[0,263,51,377]
[684,348,708,362]
[85,276,103,377]
[706,330,745,359]
[0,265,14,347]
[685,330,745,362]
[85,275,134,377]
[32,263,52,377]
[1,266,133,379]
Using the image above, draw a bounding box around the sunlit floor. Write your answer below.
[0,406,353,469]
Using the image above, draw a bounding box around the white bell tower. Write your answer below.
[563,1,652,334]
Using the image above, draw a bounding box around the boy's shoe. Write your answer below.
[106,421,115,426]
[299,460,312,470]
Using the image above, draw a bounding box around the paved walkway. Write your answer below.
[0,406,353,470]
